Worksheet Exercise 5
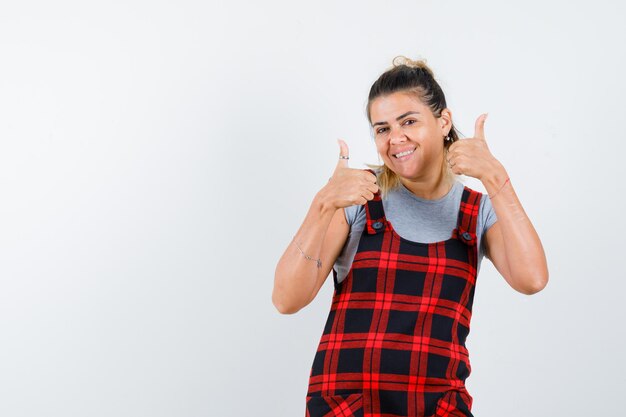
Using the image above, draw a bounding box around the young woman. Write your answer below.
[272,56,548,417]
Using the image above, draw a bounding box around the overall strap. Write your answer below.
[455,186,482,247]
[363,169,388,235]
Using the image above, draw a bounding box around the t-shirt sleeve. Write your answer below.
[343,204,363,226]
[481,194,498,233]
[478,194,498,260]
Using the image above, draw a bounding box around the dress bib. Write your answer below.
[305,173,482,417]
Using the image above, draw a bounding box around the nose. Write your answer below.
[389,124,407,145]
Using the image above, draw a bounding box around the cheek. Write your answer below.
[374,141,387,155]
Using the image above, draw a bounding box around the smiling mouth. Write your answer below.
[393,148,416,158]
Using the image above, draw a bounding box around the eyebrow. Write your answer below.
[372,111,420,127]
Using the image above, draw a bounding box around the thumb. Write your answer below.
[474,113,488,141]
[335,139,350,170]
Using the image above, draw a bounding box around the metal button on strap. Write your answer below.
[372,221,384,230]
[462,231,472,240]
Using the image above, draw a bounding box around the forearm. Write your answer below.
[481,163,549,293]
[273,190,336,314]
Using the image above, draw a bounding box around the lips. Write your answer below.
[393,147,416,158]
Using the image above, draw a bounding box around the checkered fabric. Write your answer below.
[305,171,481,417]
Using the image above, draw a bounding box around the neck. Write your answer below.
[399,163,454,200]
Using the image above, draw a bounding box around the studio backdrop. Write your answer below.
[0,1,624,416]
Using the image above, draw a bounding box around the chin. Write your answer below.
[391,163,420,177]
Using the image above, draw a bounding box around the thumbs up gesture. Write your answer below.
[446,113,502,181]
[321,139,379,209]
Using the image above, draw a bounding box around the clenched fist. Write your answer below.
[319,139,379,209]
[446,113,502,181]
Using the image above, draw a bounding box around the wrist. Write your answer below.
[480,162,508,193]
[313,187,338,215]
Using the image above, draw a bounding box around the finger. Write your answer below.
[451,160,463,175]
[366,183,379,194]
[362,171,377,183]
[335,139,350,170]
[474,113,488,141]
[362,190,375,201]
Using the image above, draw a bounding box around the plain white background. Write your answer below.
[0,1,624,416]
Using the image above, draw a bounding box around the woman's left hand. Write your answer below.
[446,113,503,181]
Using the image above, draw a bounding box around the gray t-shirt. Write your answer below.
[333,179,498,284]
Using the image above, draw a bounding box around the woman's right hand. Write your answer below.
[317,139,379,210]
[274,139,372,314]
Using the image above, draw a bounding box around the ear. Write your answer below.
[440,108,453,136]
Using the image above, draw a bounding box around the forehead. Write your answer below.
[370,92,427,119]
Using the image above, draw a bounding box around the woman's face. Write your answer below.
[370,92,451,182]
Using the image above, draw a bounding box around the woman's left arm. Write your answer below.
[481,164,549,295]
[446,113,549,295]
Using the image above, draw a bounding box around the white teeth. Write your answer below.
[394,149,415,158]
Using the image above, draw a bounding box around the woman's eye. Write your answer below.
[376,120,415,134]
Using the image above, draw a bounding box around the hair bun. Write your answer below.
[391,55,434,78]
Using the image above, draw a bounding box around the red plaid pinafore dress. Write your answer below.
[305,176,481,417]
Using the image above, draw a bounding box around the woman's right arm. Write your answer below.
[272,140,378,314]
[272,194,349,315]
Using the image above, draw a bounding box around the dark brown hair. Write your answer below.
[365,55,464,196]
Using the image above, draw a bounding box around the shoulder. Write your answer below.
[458,182,484,202]
[455,182,497,231]
[458,182,496,219]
